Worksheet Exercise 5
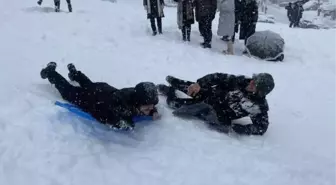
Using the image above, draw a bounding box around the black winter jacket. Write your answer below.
[195,73,270,135]
[76,83,157,128]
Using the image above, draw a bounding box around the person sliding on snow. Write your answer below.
[158,73,275,135]
[37,0,72,12]
[40,62,160,130]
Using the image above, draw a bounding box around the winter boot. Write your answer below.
[67,63,77,81]
[37,0,42,5]
[157,84,176,98]
[201,42,211,48]
[40,62,57,79]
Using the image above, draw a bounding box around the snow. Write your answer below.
[0,0,335,185]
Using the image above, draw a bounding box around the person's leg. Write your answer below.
[182,25,187,41]
[150,18,157,35]
[66,0,72,12]
[157,17,162,34]
[40,62,81,104]
[202,16,212,47]
[54,0,60,12]
[186,24,191,41]
[165,75,194,94]
[67,64,94,88]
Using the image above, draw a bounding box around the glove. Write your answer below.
[144,6,147,10]
[110,120,134,131]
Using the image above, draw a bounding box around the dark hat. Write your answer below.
[134,82,159,105]
[252,73,275,97]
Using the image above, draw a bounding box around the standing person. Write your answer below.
[239,0,258,45]
[40,62,160,130]
[217,0,235,55]
[194,0,217,48]
[158,73,275,135]
[175,0,195,42]
[285,2,295,27]
[291,2,304,27]
[37,0,72,12]
[144,0,165,36]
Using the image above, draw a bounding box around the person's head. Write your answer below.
[134,82,159,115]
[246,73,275,97]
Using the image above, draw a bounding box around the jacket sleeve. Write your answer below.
[251,1,258,23]
[94,104,134,127]
[143,0,147,6]
[196,73,246,91]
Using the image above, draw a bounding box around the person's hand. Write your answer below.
[187,83,201,96]
[144,6,147,10]
[152,112,161,120]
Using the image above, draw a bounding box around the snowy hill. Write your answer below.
[0,0,335,185]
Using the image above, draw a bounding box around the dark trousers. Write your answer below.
[47,71,112,110]
[150,17,162,34]
[182,24,191,41]
[165,76,229,132]
[198,16,213,44]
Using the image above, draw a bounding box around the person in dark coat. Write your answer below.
[194,0,217,48]
[239,0,258,45]
[144,0,165,35]
[174,0,195,41]
[37,0,72,12]
[293,3,304,27]
[40,62,160,130]
[285,2,295,27]
[158,73,275,135]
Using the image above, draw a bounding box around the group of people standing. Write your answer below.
[285,2,304,28]
[143,0,259,55]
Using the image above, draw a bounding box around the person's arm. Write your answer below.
[196,73,246,90]
[251,1,258,23]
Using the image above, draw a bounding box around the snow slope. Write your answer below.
[0,0,335,185]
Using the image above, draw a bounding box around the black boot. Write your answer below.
[202,42,211,48]
[67,63,77,81]
[157,84,175,96]
[41,62,57,79]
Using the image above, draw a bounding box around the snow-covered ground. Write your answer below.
[0,0,335,185]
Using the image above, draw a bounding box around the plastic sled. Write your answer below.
[55,101,153,125]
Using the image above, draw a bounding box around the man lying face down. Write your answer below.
[158,72,275,135]
[40,62,160,130]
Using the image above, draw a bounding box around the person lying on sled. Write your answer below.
[40,62,160,130]
[157,73,275,135]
